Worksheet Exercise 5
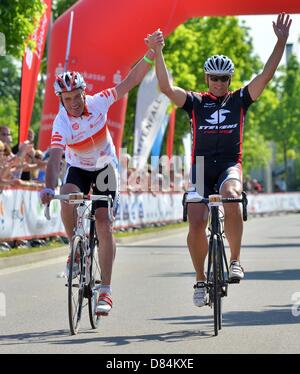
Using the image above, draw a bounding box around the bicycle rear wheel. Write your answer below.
[68,236,84,335]
[88,242,102,329]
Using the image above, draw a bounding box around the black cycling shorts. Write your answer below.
[190,159,242,197]
[63,163,119,210]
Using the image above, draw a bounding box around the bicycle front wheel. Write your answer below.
[68,235,84,335]
[212,235,221,336]
[88,242,102,329]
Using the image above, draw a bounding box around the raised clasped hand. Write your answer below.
[144,28,165,52]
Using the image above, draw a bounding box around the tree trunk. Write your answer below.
[283,142,288,191]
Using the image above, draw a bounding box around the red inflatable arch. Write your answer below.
[39,0,300,153]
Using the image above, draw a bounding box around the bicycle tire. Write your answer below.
[212,235,220,336]
[88,241,102,329]
[68,235,84,335]
[217,243,223,331]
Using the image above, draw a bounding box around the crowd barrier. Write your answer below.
[247,192,300,215]
[0,187,299,241]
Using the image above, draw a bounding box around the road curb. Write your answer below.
[0,226,188,270]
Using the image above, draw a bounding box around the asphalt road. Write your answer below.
[0,213,299,354]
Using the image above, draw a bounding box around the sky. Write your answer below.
[238,14,300,65]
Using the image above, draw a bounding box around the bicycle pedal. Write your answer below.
[228,278,240,284]
[96,311,109,317]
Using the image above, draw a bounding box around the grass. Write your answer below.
[0,240,66,258]
[114,221,188,238]
[0,222,188,258]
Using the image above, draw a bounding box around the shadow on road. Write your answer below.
[242,243,300,249]
[0,328,213,348]
[242,269,300,281]
[0,304,298,348]
[50,328,213,346]
[0,329,69,346]
[152,304,299,327]
[154,268,300,281]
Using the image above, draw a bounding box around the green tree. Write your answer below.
[52,0,77,21]
[0,0,45,59]
[263,55,300,189]
[0,55,20,99]
[243,87,279,175]
[0,97,18,143]
[0,55,20,145]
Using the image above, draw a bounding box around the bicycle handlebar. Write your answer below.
[44,193,114,221]
[182,191,248,222]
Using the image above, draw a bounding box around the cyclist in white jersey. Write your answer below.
[40,30,163,315]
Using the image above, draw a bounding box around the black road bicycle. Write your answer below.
[183,191,248,336]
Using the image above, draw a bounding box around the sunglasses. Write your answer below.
[209,75,231,82]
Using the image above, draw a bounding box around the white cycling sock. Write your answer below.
[100,285,112,294]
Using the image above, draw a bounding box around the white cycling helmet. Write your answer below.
[204,55,234,75]
[54,71,86,95]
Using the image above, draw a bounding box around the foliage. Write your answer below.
[52,0,78,21]
[0,55,19,144]
[242,87,279,174]
[0,0,45,59]
[262,55,300,189]
[0,96,18,144]
[0,55,20,99]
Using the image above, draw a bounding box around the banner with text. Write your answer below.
[133,69,170,170]
[0,190,299,241]
[19,0,51,144]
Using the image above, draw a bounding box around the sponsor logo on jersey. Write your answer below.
[199,123,238,130]
[72,123,80,130]
[205,109,230,125]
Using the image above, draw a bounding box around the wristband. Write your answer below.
[39,187,55,199]
[143,55,154,66]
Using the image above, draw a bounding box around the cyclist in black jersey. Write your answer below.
[146,13,292,307]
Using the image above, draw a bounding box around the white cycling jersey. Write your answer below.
[50,88,117,170]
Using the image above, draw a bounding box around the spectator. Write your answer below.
[0,140,23,187]
[12,129,39,181]
[251,178,263,194]
[0,126,13,146]
[275,178,286,192]
[32,150,48,183]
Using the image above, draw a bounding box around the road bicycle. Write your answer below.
[183,191,248,336]
[45,192,114,335]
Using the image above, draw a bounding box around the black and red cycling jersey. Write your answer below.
[181,86,254,164]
